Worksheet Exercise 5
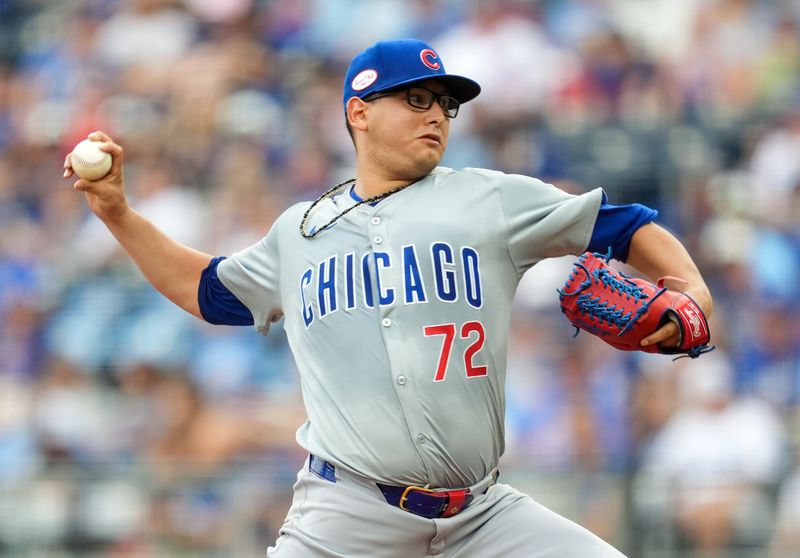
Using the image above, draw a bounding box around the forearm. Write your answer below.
[626,223,713,317]
[104,207,212,319]
[65,132,212,320]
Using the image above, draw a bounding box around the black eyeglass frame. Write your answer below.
[363,86,461,118]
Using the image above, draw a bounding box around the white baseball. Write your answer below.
[70,139,112,181]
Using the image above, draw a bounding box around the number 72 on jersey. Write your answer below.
[423,321,488,382]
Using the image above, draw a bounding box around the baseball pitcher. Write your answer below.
[64,39,712,557]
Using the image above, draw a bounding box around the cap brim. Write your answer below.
[374,74,481,104]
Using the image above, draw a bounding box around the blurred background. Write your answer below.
[0,0,799,556]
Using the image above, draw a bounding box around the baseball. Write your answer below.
[70,139,112,181]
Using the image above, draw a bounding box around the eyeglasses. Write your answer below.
[364,86,460,118]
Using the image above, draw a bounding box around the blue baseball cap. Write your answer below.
[343,39,481,111]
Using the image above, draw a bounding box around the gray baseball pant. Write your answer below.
[266,457,628,558]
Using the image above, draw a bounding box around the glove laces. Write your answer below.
[674,345,716,360]
[594,268,648,302]
[573,293,634,330]
[557,248,666,337]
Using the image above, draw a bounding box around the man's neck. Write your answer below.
[353,167,430,199]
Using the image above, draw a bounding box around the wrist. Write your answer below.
[686,286,713,318]
[101,203,135,229]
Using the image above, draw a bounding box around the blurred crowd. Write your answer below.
[1,0,799,556]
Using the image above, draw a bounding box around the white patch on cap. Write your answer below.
[352,69,378,91]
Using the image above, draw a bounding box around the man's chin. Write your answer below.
[391,152,443,181]
[413,155,443,176]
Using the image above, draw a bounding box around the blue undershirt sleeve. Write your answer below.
[198,256,255,326]
[587,201,659,262]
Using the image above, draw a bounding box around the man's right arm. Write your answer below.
[64,131,211,320]
[103,207,212,319]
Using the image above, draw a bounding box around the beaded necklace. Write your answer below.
[299,178,414,239]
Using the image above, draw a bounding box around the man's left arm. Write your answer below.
[625,222,713,350]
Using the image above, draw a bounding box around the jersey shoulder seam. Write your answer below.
[466,169,520,277]
[263,202,310,300]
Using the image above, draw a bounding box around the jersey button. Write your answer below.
[416,434,427,444]
[382,318,392,327]
[373,236,383,244]
[371,216,381,226]
[396,375,407,385]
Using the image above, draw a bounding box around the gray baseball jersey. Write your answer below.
[218,166,603,489]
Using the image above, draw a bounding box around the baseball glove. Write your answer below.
[557,250,713,359]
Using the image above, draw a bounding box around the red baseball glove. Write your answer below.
[558,250,713,359]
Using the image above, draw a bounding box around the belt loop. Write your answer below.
[309,455,337,483]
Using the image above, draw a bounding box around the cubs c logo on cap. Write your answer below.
[352,69,378,91]
[420,49,441,70]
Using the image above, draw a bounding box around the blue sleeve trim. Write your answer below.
[198,256,255,326]
[588,203,658,262]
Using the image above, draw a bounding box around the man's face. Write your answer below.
[360,80,453,180]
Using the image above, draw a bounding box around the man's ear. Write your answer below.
[346,97,369,132]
